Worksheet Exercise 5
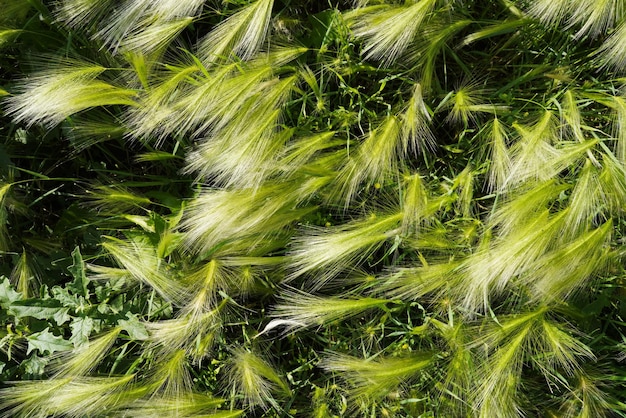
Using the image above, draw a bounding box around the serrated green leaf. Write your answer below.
[70,316,95,348]
[51,286,80,309]
[0,277,22,307]
[68,246,89,297]
[21,355,48,376]
[118,313,149,340]
[10,299,71,325]
[27,328,72,355]
[53,308,71,325]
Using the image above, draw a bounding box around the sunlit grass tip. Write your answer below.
[198,0,275,63]
[0,375,136,418]
[5,64,136,127]
[271,288,388,331]
[321,351,434,402]
[51,326,122,377]
[287,212,403,289]
[224,347,290,409]
[101,235,187,305]
[345,0,438,65]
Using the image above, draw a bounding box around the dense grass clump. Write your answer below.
[1,0,626,416]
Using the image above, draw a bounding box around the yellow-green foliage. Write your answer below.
[1,0,626,417]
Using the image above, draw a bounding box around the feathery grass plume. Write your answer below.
[131,61,232,137]
[451,165,475,218]
[181,258,274,315]
[182,259,226,313]
[560,90,586,143]
[546,138,599,176]
[130,47,305,141]
[291,156,341,200]
[87,263,132,285]
[560,90,600,166]
[149,0,206,19]
[488,179,568,236]
[300,65,326,112]
[443,84,503,126]
[473,316,537,417]
[94,0,204,53]
[558,373,611,418]
[9,250,39,298]
[127,61,203,139]
[62,112,126,152]
[459,209,568,311]
[610,95,626,163]
[380,261,461,301]
[225,347,290,409]
[147,300,226,362]
[0,375,136,418]
[147,349,193,398]
[563,159,601,234]
[321,352,433,402]
[185,77,298,188]
[345,0,438,65]
[180,182,313,257]
[598,152,626,216]
[474,309,598,416]
[44,376,140,417]
[0,379,74,417]
[402,192,458,236]
[485,117,512,192]
[506,115,598,188]
[121,394,238,418]
[271,289,388,331]
[0,28,21,47]
[2,0,624,415]
[50,327,121,377]
[526,0,571,28]
[538,320,594,379]
[5,64,137,127]
[148,63,269,139]
[288,212,403,289]
[219,256,285,297]
[334,115,403,204]
[530,220,612,303]
[568,0,624,38]
[279,131,343,174]
[84,184,152,214]
[119,17,194,55]
[597,22,626,72]
[198,0,275,63]
[424,318,474,408]
[253,45,310,68]
[401,173,429,234]
[56,0,115,28]
[125,52,152,90]
[527,0,624,38]
[505,110,559,186]
[195,72,297,137]
[400,83,434,154]
[102,235,187,304]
